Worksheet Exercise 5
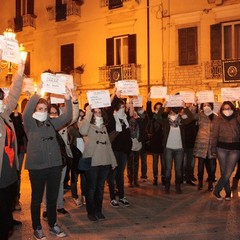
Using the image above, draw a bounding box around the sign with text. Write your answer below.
[150,86,167,99]
[165,95,184,107]
[56,73,74,89]
[87,90,111,109]
[196,90,214,103]
[221,87,240,101]
[133,96,143,107]
[41,73,66,95]
[180,91,195,103]
[22,78,35,93]
[115,80,139,96]
[50,94,65,104]
[0,35,20,64]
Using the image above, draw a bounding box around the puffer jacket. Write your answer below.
[193,112,217,159]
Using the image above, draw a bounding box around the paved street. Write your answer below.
[10,156,240,240]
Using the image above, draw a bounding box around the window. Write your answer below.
[178,27,198,65]
[61,44,74,73]
[210,21,240,60]
[106,34,136,66]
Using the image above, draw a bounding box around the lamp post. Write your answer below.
[0,28,27,83]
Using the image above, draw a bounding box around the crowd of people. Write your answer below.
[1,63,240,239]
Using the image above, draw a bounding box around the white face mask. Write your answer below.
[169,114,178,121]
[0,100,6,113]
[32,111,48,122]
[138,109,144,115]
[222,109,233,117]
[95,116,103,128]
[203,106,213,116]
[116,108,126,119]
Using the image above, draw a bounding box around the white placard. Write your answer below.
[22,78,35,93]
[180,91,195,103]
[87,90,111,109]
[196,90,214,103]
[150,86,167,99]
[0,35,20,64]
[50,94,65,104]
[115,80,139,96]
[165,95,184,107]
[41,73,66,95]
[56,73,74,89]
[221,88,240,102]
[132,96,143,107]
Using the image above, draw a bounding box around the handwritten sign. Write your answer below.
[56,73,74,89]
[133,96,143,107]
[150,86,167,99]
[22,78,35,93]
[50,94,65,104]
[41,73,66,95]
[221,88,240,101]
[165,95,184,107]
[87,90,111,109]
[0,35,20,64]
[180,91,195,103]
[196,90,214,103]
[116,80,139,96]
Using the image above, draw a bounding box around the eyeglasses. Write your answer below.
[50,112,58,115]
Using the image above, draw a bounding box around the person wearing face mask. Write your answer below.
[161,105,194,194]
[106,88,133,208]
[211,101,240,200]
[0,61,25,240]
[79,106,117,221]
[193,102,217,192]
[23,89,72,239]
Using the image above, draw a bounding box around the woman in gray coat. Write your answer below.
[23,91,72,239]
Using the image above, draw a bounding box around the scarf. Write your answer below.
[113,109,129,132]
[168,115,181,128]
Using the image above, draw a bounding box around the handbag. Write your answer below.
[78,157,92,171]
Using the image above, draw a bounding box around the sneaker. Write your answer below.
[49,223,66,238]
[213,191,222,201]
[72,198,82,207]
[57,208,70,216]
[225,193,231,201]
[119,197,130,206]
[34,226,46,240]
[110,199,120,208]
[140,178,147,183]
[42,211,48,221]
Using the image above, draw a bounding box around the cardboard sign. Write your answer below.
[180,91,195,103]
[132,96,143,107]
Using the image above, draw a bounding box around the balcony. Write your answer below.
[204,60,222,79]
[99,63,141,84]
[23,14,36,28]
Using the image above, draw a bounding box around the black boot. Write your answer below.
[208,181,213,192]
[231,177,239,190]
[198,180,203,190]
[153,177,158,186]
[176,184,182,194]
[161,176,166,186]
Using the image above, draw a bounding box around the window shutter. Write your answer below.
[61,44,74,73]
[106,38,114,66]
[27,0,34,15]
[128,34,136,64]
[210,24,222,60]
[179,27,198,65]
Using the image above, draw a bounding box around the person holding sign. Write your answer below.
[79,105,117,221]
[107,89,133,207]
[23,89,72,239]
[0,61,25,240]
[160,104,194,194]
[193,102,217,192]
[211,101,240,200]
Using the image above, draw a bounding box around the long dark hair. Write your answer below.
[90,108,108,125]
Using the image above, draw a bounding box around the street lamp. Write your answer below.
[0,28,27,82]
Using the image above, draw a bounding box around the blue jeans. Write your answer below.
[108,151,127,200]
[197,157,215,182]
[164,148,184,184]
[29,166,62,230]
[183,148,195,181]
[215,148,240,195]
[85,165,110,215]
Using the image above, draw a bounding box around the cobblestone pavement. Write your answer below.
[9,156,240,240]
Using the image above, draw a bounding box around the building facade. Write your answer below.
[0,0,240,107]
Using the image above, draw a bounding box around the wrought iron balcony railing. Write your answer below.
[204,60,222,79]
[99,63,141,84]
[23,14,36,28]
